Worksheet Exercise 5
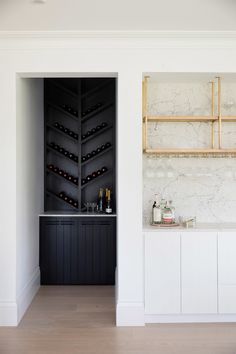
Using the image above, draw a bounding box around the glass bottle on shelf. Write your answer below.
[152,194,161,224]
[105,189,112,214]
[97,188,104,212]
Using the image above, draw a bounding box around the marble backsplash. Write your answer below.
[143,81,236,224]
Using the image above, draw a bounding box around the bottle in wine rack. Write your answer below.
[101,144,105,151]
[82,134,86,140]
[96,125,102,131]
[81,178,86,185]
[81,156,87,162]
[101,122,108,128]
[86,153,91,160]
[97,170,101,176]
[48,164,54,170]
[105,142,111,149]
[101,166,108,174]
[85,130,91,138]
[63,172,68,179]
[64,150,69,156]
[58,169,63,175]
[68,175,72,181]
[59,147,64,154]
[64,127,69,134]
[73,201,78,208]
[53,122,59,128]
[59,192,65,199]
[73,133,78,140]
[91,128,96,134]
[91,150,96,156]
[73,178,78,185]
[53,167,58,173]
[86,175,92,183]
[68,131,74,137]
[92,171,97,179]
[59,124,64,131]
[96,147,101,154]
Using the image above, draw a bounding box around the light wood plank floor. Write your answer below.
[0,286,236,353]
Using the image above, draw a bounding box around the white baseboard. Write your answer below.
[145,314,236,324]
[116,302,145,326]
[0,302,18,326]
[17,267,40,324]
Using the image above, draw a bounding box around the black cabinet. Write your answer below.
[40,217,116,285]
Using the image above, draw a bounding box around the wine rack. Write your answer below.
[44,78,116,212]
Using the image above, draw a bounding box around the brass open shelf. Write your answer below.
[142,76,236,157]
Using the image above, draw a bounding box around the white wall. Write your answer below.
[1,32,236,326]
[143,78,236,224]
[0,0,236,31]
[16,78,43,323]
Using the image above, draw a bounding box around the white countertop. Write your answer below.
[39,211,117,217]
[143,223,236,232]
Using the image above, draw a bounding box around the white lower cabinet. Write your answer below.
[145,232,181,314]
[181,232,218,314]
[218,232,236,313]
[145,230,219,317]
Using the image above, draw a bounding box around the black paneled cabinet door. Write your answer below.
[40,217,116,285]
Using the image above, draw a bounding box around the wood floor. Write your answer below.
[0,286,236,354]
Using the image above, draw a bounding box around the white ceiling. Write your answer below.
[0,0,236,31]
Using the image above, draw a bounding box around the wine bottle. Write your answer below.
[53,167,58,173]
[54,144,59,151]
[101,166,108,174]
[53,122,59,128]
[97,188,104,212]
[68,175,72,181]
[68,131,74,137]
[68,153,74,159]
[91,150,96,156]
[59,147,64,154]
[101,122,108,128]
[86,175,92,183]
[48,164,54,170]
[58,169,63,176]
[86,153,91,160]
[105,189,112,214]
[59,124,64,131]
[49,142,55,148]
[73,110,78,117]
[64,128,69,134]
[92,171,97,179]
[73,156,78,162]
[73,201,78,208]
[81,155,87,162]
[82,134,86,140]
[59,192,65,199]
[81,178,86,185]
[85,131,91,138]
[96,125,102,131]
[73,133,78,140]
[63,172,68,179]
[105,142,111,149]
[101,144,105,151]
[69,199,73,204]
[96,147,101,154]
[91,128,96,134]
[64,195,68,202]
[64,150,69,157]
[73,178,78,184]
[97,170,101,176]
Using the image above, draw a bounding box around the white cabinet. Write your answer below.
[218,232,236,313]
[145,232,181,314]
[181,232,218,314]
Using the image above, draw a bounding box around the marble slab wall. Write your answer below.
[143,81,236,224]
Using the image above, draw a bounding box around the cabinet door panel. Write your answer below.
[77,219,116,285]
[218,232,236,313]
[181,232,217,314]
[145,232,181,314]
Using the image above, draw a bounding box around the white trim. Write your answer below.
[145,314,236,324]
[17,267,40,324]
[0,30,236,40]
[116,302,145,326]
[0,302,17,326]
[0,31,236,50]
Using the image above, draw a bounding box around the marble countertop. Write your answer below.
[143,223,236,232]
[39,211,117,217]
